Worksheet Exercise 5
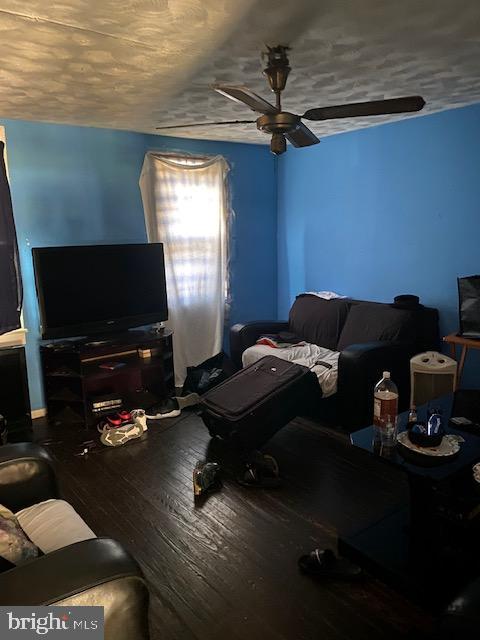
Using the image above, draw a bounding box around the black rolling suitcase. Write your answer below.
[200,355,318,451]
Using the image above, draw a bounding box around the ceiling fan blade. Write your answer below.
[156,119,255,130]
[302,96,425,121]
[213,84,278,115]
[285,122,320,148]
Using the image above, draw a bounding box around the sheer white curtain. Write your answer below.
[139,152,229,386]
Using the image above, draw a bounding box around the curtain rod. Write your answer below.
[147,150,211,161]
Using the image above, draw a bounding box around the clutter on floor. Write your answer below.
[96,394,201,448]
[193,461,221,497]
[146,393,200,419]
[298,548,363,581]
[192,450,281,499]
[98,418,144,448]
[182,352,236,396]
[236,452,280,488]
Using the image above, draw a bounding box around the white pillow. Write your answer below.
[16,499,96,554]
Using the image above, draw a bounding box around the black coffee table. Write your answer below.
[338,394,480,611]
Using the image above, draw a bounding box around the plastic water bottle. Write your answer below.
[373,371,399,429]
[381,414,397,449]
[407,405,417,428]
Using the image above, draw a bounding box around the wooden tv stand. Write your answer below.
[40,329,174,427]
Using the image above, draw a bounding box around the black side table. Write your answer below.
[338,394,480,611]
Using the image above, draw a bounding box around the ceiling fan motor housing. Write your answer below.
[256,112,300,134]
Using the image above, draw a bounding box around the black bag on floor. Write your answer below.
[458,275,480,339]
[200,355,318,451]
[182,352,235,396]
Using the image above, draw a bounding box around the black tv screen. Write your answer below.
[33,243,168,339]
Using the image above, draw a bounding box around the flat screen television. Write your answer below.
[33,243,168,339]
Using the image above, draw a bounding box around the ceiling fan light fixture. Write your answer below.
[270,133,286,155]
[263,65,290,93]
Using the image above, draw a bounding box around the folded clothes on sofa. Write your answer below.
[300,291,347,300]
[242,342,339,398]
[256,332,305,349]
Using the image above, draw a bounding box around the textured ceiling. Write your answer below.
[0,0,479,144]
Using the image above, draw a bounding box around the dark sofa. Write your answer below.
[230,294,440,430]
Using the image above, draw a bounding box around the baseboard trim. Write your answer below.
[31,408,47,419]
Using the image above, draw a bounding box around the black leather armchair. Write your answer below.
[438,576,480,639]
[0,444,150,640]
[0,443,59,512]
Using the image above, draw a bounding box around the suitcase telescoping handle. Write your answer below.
[311,360,333,370]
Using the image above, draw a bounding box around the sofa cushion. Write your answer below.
[337,303,415,351]
[289,295,350,350]
[16,499,96,554]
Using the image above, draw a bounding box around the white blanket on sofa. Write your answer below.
[242,343,339,398]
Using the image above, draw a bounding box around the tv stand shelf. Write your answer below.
[40,329,174,427]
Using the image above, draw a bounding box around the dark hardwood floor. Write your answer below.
[33,411,432,640]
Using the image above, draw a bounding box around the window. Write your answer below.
[139,153,229,385]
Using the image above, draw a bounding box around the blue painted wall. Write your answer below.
[3,119,277,409]
[277,103,480,386]
[7,101,480,409]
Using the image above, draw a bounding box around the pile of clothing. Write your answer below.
[243,332,339,398]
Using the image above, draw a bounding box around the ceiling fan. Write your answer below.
[156,45,425,155]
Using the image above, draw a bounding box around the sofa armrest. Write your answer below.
[0,538,144,605]
[337,341,414,429]
[0,443,59,512]
[230,321,289,369]
[0,538,150,640]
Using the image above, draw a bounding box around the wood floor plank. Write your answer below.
[34,411,432,640]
